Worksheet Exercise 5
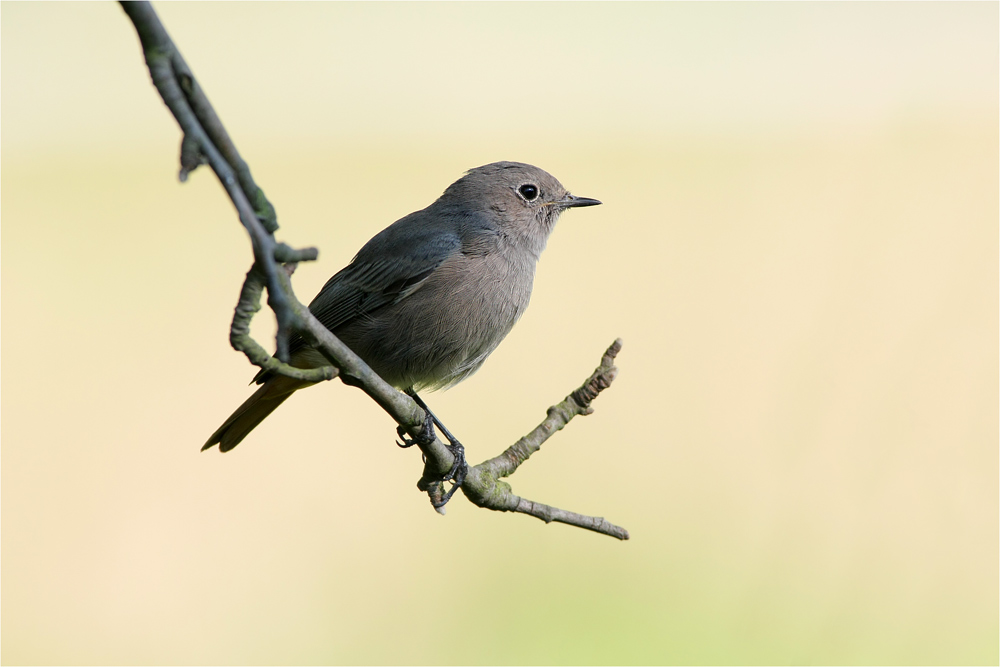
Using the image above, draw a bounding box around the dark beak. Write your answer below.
[557,194,602,208]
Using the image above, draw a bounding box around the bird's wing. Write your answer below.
[307,216,463,333]
[250,213,464,385]
[306,254,444,334]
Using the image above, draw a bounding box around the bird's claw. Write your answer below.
[396,393,468,508]
[432,440,468,508]
[396,412,436,448]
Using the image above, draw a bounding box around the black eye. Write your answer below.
[518,184,539,201]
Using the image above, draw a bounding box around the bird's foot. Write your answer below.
[432,439,468,508]
[396,411,436,448]
[399,390,469,508]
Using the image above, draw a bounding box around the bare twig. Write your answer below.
[121,1,628,538]
[461,340,629,540]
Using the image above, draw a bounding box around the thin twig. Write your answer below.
[461,340,629,540]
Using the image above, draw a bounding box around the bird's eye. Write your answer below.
[518,184,539,201]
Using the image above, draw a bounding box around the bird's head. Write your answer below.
[440,161,601,257]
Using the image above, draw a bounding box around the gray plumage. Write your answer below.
[204,161,600,452]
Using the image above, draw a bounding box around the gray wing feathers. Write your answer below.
[252,211,463,385]
[308,221,461,333]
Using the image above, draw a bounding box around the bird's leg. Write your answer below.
[405,389,468,507]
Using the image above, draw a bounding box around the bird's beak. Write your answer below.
[556,194,602,209]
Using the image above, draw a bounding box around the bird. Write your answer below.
[203,161,600,489]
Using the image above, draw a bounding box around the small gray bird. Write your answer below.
[203,162,600,466]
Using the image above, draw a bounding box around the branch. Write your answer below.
[461,339,629,540]
[121,1,628,538]
[119,0,438,451]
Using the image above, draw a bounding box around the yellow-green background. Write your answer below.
[2,2,996,664]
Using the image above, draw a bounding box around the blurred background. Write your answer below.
[2,2,997,664]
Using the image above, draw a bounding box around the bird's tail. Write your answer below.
[203,374,312,452]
